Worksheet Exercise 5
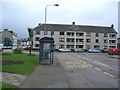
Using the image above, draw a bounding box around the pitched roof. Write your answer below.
[33,23,117,34]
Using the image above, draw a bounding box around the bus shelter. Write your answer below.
[39,37,54,65]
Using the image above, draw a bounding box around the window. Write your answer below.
[86,45,90,50]
[76,33,84,36]
[76,39,84,42]
[51,31,54,35]
[59,38,64,42]
[60,32,64,35]
[96,39,99,43]
[103,45,107,48]
[109,34,116,38]
[86,33,91,36]
[35,37,40,41]
[35,44,39,47]
[86,39,91,43]
[104,34,108,37]
[109,40,116,44]
[59,45,64,48]
[104,39,107,43]
[35,31,40,35]
[96,33,99,37]
[67,38,74,42]
[66,45,74,49]
[76,45,83,48]
[94,45,100,49]
[109,46,116,48]
[67,32,74,36]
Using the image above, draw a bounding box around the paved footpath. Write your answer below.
[20,58,70,88]
[1,72,27,87]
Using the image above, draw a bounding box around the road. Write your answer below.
[56,52,118,88]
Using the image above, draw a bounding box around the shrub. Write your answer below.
[14,48,22,54]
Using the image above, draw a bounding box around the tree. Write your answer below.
[4,38,12,46]
[27,28,33,55]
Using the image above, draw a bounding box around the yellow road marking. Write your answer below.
[104,72,115,77]
[94,67,101,71]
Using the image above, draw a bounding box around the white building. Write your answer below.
[32,22,117,50]
[0,29,17,48]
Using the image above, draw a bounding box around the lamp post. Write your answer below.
[44,4,59,35]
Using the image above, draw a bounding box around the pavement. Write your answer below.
[2,72,27,87]
[20,56,70,88]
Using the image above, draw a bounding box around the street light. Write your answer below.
[44,4,59,35]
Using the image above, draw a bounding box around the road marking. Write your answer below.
[77,65,81,68]
[73,65,77,68]
[66,62,68,64]
[88,64,93,67]
[94,67,101,71]
[104,72,115,77]
[94,61,109,67]
[82,62,87,64]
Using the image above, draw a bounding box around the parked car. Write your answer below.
[59,48,71,52]
[100,48,108,53]
[88,48,100,53]
[74,48,84,53]
[108,48,120,55]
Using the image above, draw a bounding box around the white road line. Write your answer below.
[94,67,101,71]
[73,65,77,68]
[66,62,68,64]
[94,61,109,67]
[88,64,93,67]
[104,72,115,77]
[82,62,87,64]
[77,65,81,68]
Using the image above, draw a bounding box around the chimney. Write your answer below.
[72,21,75,25]
[111,24,114,29]
[38,23,41,26]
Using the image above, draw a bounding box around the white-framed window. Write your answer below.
[59,45,64,48]
[86,33,91,36]
[59,38,64,42]
[86,39,91,43]
[35,31,40,35]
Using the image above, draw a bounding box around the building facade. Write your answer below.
[0,29,17,48]
[32,22,117,50]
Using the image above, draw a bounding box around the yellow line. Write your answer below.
[104,72,115,77]
[94,67,101,71]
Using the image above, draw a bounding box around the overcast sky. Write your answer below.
[1,0,119,39]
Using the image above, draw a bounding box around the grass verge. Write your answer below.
[1,82,17,90]
[2,53,39,75]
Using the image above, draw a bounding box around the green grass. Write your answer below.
[1,82,17,89]
[2,53,39,75]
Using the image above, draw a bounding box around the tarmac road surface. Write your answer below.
[56,52,118,88]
